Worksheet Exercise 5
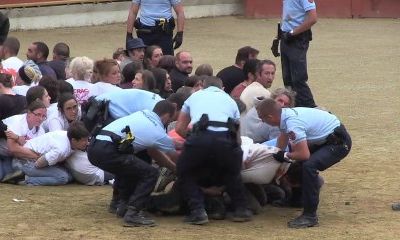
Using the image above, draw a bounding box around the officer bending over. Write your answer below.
[256,98,352,228]
[87,100,178,227]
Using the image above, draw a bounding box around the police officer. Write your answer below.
[87,100,178,227]
[126,0,185,56]
[279,0,318,107]
[256,98,352,228]
[175,76,252,225]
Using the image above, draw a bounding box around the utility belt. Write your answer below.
[282,29,313,42]
[135,17,175,34]
[98,126,135,154]
[190,114,239,140]
[310,124,347,150]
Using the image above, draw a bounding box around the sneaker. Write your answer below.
[231,208,253,222]
[392,202,400,211]
[287,214,319,228]
[2,170,24,183]
[206,197,226,220]
[154,167,175,193]
[184,209,209,225]
[123,207,156,227]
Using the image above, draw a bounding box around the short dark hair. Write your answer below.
[39,76,59,104]
[53,42,70,60]
[58,80,74,95]
[158,55,175,73]
[3,37,20,55]
[195,64,213,76]
[57,93,76,113]
[27,99,46,112]
[0,72,13,88]
[26,86,46,106]
[67,121,90,141]
[256,59,276,74]
[153,100,176,117]
[121,60,143,84]
[235,46,259,64]
[243,59,260,77]
[167,92,190,111]
[33,41,50,60]
[203,76,223,89]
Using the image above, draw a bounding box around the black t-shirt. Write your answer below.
[216,65,245,94]
[170,68,189,92]
[0,94,27,120]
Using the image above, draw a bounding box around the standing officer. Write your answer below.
[256,98,352,228]
[87,100,178,227]
[175,76,252,225]
[126,0,185,56]
[277,0,318,108]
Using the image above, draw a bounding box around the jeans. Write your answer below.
[19,161,72,186]
[0,155,13,181]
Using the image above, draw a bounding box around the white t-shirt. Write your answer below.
[23,131,73,166]
[66,78,94,105]
[65,150,104,185]
[12,85,31,96]
[1,56,24,80]
[41,103,58,132]
[3,113,45,141]
[91,82,121,96]
[240,82,271,114]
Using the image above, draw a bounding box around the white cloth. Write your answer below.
[1,56,23,80]
[46,111,70,131]
[239,82,271,114]
[12,85,31,96]
[91,82,121,96]
[41,103,59,132]
[66,79,94,105]
[65,150,104,185]
[3,114,45,141]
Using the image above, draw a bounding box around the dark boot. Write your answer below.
[123,206,156,227]
[183,208,209,225]
[231,208,253,222]
[116,200,128,218]
[287,214,319,228]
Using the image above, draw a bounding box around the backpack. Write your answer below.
[81,96,110,136]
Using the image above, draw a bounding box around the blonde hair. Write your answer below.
[70,56,94,81]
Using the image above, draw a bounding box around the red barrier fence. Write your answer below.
[245,0,400,18]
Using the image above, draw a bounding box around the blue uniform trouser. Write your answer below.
[302,125,352,215]
[137,28,174,56]
[87,139,158,210]
[280,35,316,108]
[177,130,247,212]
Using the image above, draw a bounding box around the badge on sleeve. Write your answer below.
[288,131,296,141]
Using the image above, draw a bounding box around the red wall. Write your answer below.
[245,0,400,18]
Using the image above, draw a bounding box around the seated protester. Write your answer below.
[119,60,143,89]
[158,55,175,74]
[0,71,27,120]
[26,85,51,108]
[151,67,173,98]
[184,75,203,92]
[241,88,296,143]
[10,121,90,186]
[91,59,121,96]
[12,60,42,96]
[112,47,126,66]
[38,76,59,119]
[131,69,157,93]
[46,93,80,132]
[48,42,70,80]
[0,100,47,181]
[143,45,163,70]
[194,63,213,77]
[65,56,94,105]
[87,100,178,227]
[95,88,163,120]
[230,59,259,100]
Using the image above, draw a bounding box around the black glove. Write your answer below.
[282,31,295,43]
[273,150,289,163]
[173,31,183,49]
[271,38,280,57]
[126,32,133,42]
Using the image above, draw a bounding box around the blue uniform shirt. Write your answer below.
[96,110,175,153]
[96,89,163,119]
[133,0,181,26]
[181,86,240,131]
[280,108,340,145]
[281,0,316,32]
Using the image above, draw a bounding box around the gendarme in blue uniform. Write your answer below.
[281,0,316,32]
[133,0,180,26]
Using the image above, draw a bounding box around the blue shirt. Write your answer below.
[279,108,340,145]
[133,0,181,26]
[96,89,163,119]
[181,86,240,131]
[281,0,316,32]
[97,110,175,153]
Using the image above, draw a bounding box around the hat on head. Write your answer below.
[18,60,42,85]
[125,38,146,53]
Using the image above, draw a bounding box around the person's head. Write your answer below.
[125,38,146,62]
[167,92,191,120]
[235,46,259,67]
[26,86,51,108]
[0,72,13,90]
[69,56,94,81]
[58,80,74,95]
[175,51,193,74]
[95,59,121,85]
[185,75,203,92]
[112,47,126,63]
[38,76,59,104]
[243,59,260,82]
[158,55,176,73]
[132,69,156,92]
[16,60,42,86]
[121,60,143,84]
[1,36,20,59]
[271,88,296,108]
[26,100,47,129]
[194,63,213,77]
[153,100,177,127]
[67,121,90,151]
[256,60,276,89]
[151,67,170,93]
[144,45,163,69]
[255,98,282,126]
[27,41,50,63]
[58,93,79,122]
[52,42,70,61]
[203,76,223,89]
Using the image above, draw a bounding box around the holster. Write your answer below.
[99,129,134,154]
[326,125,346,145]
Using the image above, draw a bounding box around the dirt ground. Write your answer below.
[1,16,400,239]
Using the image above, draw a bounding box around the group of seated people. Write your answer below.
[0,35,311,222]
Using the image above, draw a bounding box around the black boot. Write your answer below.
[287,214,318,228]
[231,207,253,222]
[184,208,209,225]
[116,200,128,218]
[123,206,156,227]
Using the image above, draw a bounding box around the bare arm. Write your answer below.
[175,111,191,138]
[126,3,140,35]
[173,3,185,32]
[292,9,317,35]
[147,148,176,172]
[276,132,289,150]
[7,138,39,160]
[286,140,310,161]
